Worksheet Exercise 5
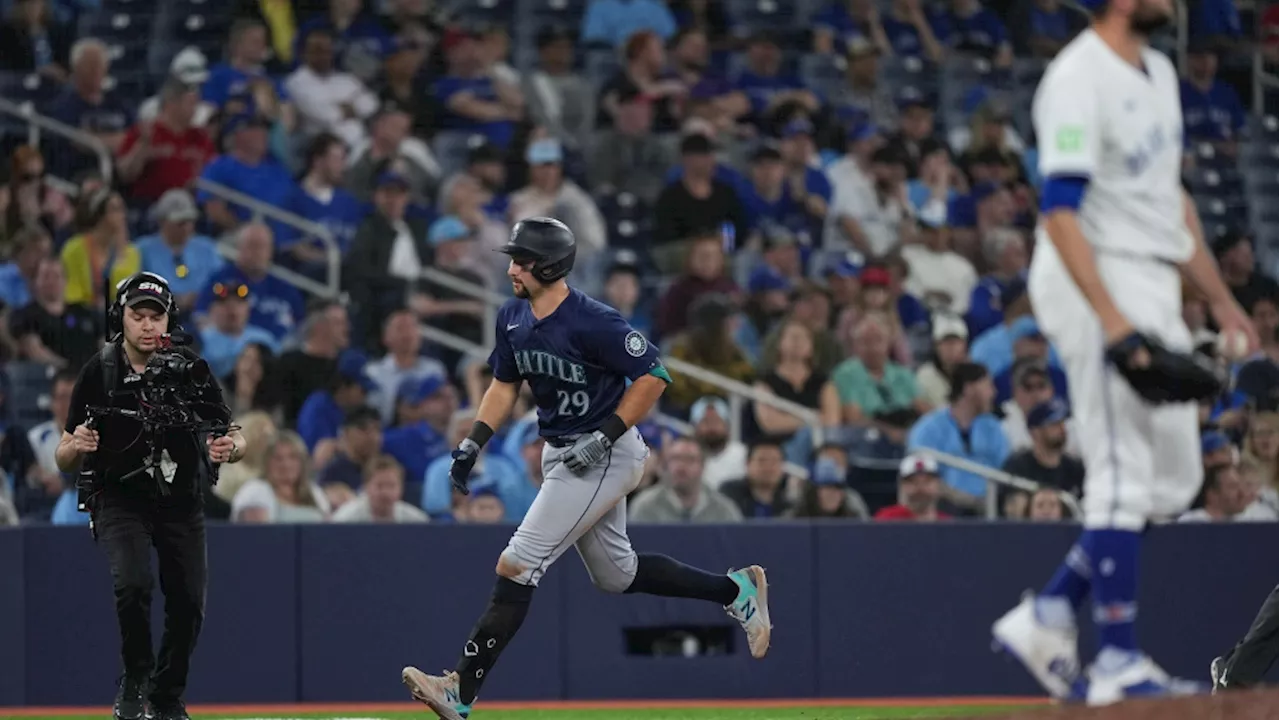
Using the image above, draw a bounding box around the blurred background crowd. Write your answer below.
[0,0,1274,529]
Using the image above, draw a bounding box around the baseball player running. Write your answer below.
[401,218,771,720]
[988,0,1259,706]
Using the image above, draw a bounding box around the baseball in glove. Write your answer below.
[1105,331,1227,404]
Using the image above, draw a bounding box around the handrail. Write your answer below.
[414,267,826,443]
[1175,0,1188,75]
[193,178,342,300]
[1255,51,1278,116]
[211,242,337,299]
[0,96,113,184]
[417,266,498,350]
[913,447,1085,521]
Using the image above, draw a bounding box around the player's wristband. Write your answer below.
[467,421,495,448]
[599,414,628,444]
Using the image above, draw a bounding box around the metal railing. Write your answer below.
[413,267,828,447]
[914,447,1085,520]
[1255,52,1278,117]
[193,178,343,300]
[0,96,114,184]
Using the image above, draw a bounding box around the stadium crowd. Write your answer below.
[0,0,1274,528]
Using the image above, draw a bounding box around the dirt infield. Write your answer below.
[985,689,1278,720]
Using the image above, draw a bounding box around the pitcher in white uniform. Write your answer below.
[986,0,1259,706]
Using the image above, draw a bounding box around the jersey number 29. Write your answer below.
[556,389,590,417]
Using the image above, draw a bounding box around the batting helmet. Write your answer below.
[499,217,577,283]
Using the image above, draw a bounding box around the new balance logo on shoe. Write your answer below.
[741,600,756,622]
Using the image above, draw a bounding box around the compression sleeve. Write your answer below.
[1039,175,1090,213]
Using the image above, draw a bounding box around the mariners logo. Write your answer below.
[624,331,648,357]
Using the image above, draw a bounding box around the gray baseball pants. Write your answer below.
[500,427,649,591]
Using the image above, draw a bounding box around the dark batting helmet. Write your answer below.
[499,216,577,283]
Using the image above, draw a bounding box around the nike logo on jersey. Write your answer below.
[507,323,520,331]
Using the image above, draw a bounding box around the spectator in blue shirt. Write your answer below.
[196,114,297,236]
[1009,0,1083,59]
[581,0,677,48]
[776,118,833,244]
[202,20,291,110]
[316,406,384,491]
[383,375,457,493]
[297,348,377,452]
[46,38,132,179]
[881,0,945,62]
[423,410,528,521]
[964,229,1027,338]
[1181,42,1246,147]
[812,0,891,57]
[0,225,50,311]
[195,223,306,341]
[929,0,1012,67]
[432,29,521,150]
[731,32,821,129]
[738,142,809,235]
[907,361,1009,513]
[198,280,281,380]
[1188,0,1242,41]
[134,189,224,314]
[293,0,390,82]
[283,133,366,274]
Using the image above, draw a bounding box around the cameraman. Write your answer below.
[55,272,246,720]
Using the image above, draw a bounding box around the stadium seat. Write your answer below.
[106,40,151,76]
[5,361,55,429]
[799,54,846,102]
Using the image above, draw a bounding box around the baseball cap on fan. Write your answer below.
[121,274,174,314]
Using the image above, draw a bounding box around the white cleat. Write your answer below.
[401,666,471,720]
[1083,653,1209,707]
[991,593,1080,699]
[725,565,772,659]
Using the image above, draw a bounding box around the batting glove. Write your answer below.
[448,438,482,495]
[562,431,613,475]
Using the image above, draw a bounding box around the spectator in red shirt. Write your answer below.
[875,454,951,521]
[653,231,741,341]
[117,79,215,205]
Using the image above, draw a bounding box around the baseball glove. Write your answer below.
[1105,331,1226,404]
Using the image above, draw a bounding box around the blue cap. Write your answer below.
[468,479,502,500]
[972,180,1002,203]
[1026,398,1070,429]
[825,258,862,279]
[428,215,472,245]
[896,86,930,110]
[223,113,269,135]
[1009,315,1044,342]
[1201,430,1232,455]
[337,350,377,391]
[375,170,410,190]
[812,457,845,486]
[690,396,730,424]
[526,138,563,165]
[397,374,446,405]
[847,120,879,143]
[781,118,814,138]
[747,265,792,294]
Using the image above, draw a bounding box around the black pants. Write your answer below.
[1220,585,1280,688]
[95,493,207,706]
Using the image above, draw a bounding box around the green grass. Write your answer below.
[21,707,1040,720]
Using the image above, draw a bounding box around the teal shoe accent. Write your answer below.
[728,568,758,607]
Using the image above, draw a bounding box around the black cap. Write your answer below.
[750,142,783,163]
[948,361,989,401]
[119,272,174,313]
[468,141,504,165]
[871,145,904,166]
[680,133,716,156]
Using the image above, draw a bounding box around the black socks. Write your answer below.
[455,577,535,705]
[624,553,739,606]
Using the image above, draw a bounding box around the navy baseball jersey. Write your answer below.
[488,288,666,437]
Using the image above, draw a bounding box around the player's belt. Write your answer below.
[545,434,583,448]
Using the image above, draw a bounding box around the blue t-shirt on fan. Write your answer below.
[196,155,297,240]
[195,266,307,341]
[433,75,515,148]
[282,185,367,254]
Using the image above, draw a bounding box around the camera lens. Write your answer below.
[185,359,211,386]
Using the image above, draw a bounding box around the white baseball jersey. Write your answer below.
[1033,30,1192,264]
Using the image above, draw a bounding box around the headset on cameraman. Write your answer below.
[100,272,183,394]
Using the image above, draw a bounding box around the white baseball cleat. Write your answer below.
[725,565,772,659]
[991,593,1080,699]
[401,666,471,720]
[1082,652,1209,706]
